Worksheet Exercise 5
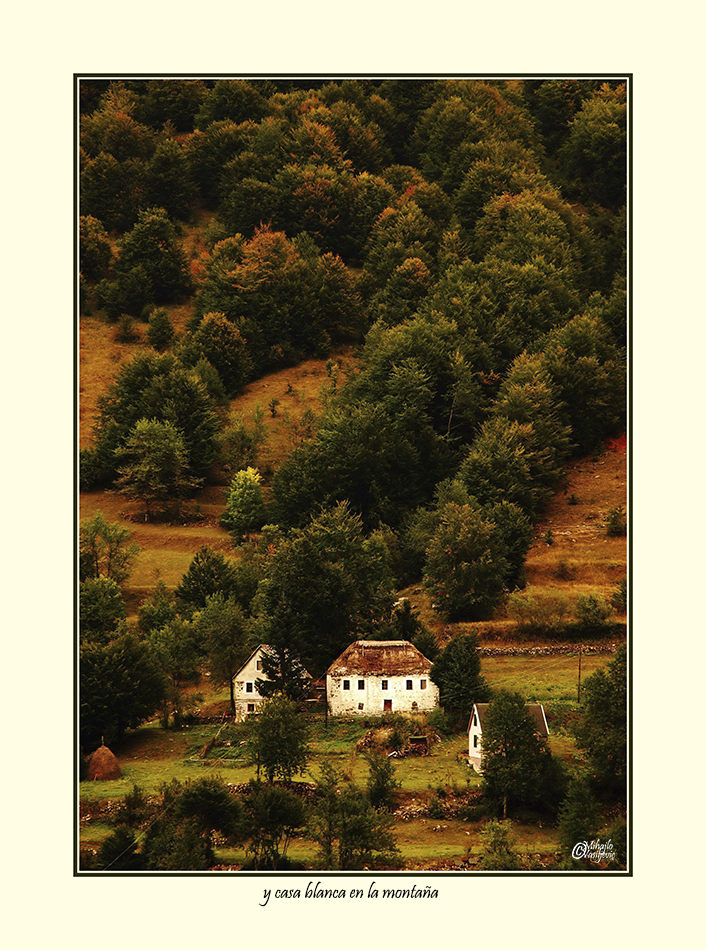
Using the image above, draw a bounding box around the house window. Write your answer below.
[343,680,350,690]
[246,682,253,693]
[420,679,427,689]
[406,679,413,690]
[473,735,478,748]
[382,680,388,690]
[358,679,365,690]
[358,703,364,710]
[247,703,255,713]
[473,714,477,727]
[256,660,262,671]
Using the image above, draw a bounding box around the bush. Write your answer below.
[97,827,143,871]
[116,783,152,828]
[555,557,577,581]
[116,314,138,343]
[506,589,572,638]
[425,707,453,738]
[365,749,401,811]
[606,505,627,537]
[611,577,627,613]
[574,593,614,635]
[478,820,519,870]
[147,308,175,350]
[218,407,267,473]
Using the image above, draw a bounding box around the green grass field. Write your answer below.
[79,652,618,866]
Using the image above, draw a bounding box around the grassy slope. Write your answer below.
[79,285,627,870]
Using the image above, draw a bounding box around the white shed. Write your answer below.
[326,640,439,717]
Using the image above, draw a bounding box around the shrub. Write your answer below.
[606,505,627,537]
[506,589,572,638]
[218,407,267,472]
[478,820,519,870]
[425,707,453,737]
[555,557,577,581]
[97,827,143,871]
[116,314,138,343]
[116,783,152,828]
[574,593,614,636]
[610,577,627,613]
[365,749,401,811]
[147,308,175,350]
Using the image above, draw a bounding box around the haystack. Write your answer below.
[87,740,122,781]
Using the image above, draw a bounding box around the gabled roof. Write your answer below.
[233,643,269,681]
[233,644,311,682]
[327,640,433,677]
[468,702,549,737]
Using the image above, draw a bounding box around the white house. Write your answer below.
[232,645,270,721]
[231,645,311,722]
[326,640,439,717]
[468,701,549,772]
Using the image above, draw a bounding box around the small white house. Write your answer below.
[232,645,311,721]
[232,645,270,721]
[468,701,549,772]
[326,640,439,717]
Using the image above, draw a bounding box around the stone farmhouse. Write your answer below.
[468,701,549,772]
[232,644,311,722]
[326,640,439,717]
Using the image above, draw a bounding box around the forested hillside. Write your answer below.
[78,78,628,872]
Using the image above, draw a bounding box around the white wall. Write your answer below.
[233,648,267,721]
[327,673,439,716]
[468,711,483,771]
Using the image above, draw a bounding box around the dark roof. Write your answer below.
[469,702,549,737]
[327,641,433,677]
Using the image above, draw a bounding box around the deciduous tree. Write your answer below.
[147,617,201,729]
[480,690,559,818]
[241,781,307,870]
[573,645,627,801]
[79,576,126,644]
[80,632,167,750]
[115,418,201,519]
[310,762,399,870]
[430,632,491,726]
[423,503,510,620]
[246,696,310,783]
[256,503,394,675]
[222,467,266,540]
[116,206,192,302]
[79,511,140,584]
[88,353,220,487]
[195,595,252,715]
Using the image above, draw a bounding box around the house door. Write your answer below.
[384,699,392,712]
